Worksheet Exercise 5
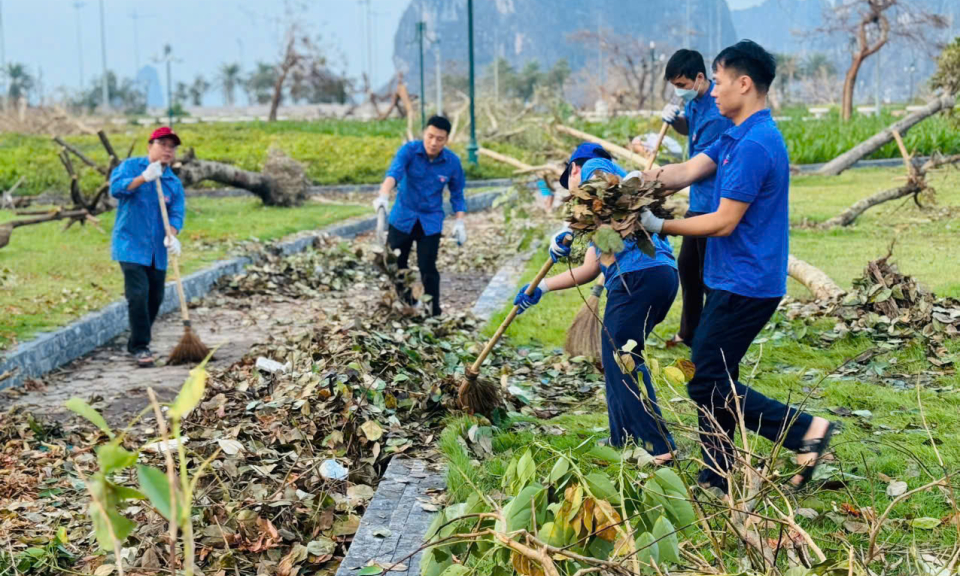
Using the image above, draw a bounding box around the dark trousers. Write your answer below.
[387,221,442,316]
[120,261,166,353]
[688,289,813,484]
[676,210,707,342]
[600,266,679,455]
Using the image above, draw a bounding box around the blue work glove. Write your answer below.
[514,281,550,315]
[548,227,572,263]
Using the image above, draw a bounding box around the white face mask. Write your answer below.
[674,77,703,103]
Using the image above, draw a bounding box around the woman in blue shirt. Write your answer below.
[516,152,679,464]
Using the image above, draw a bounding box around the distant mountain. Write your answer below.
[730,0,828,54]
[392,0,739,98]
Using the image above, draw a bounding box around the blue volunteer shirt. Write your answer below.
[386,140,466,235]
[579,158,676,290]
[684,81,732,213]
[109,157,185,271]
[701,109,789,299]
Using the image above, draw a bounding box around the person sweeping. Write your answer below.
[638,40,835,492]
[109,127,185,368]
[520,149,679,465]
[374,115,466,316]
[660,49,733,348]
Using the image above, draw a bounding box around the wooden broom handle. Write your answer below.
[645,122,670,172]
[154,178,190,323]
[469,237,571,373]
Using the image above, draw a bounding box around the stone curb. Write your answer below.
[188,178,518,199]
[471,246,538,322]
[0,190,504,390]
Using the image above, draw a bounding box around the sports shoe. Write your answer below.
[135,349,155,368]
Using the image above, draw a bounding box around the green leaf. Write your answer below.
[65,397,113,438]
[652,516,679,564]
[169,364,209,420]
[89,501,136,550]
[548,456,569,484]
[137,465,179,525]
[438,566,471,576]
[113,486,146,502]
[911,517,941,530]
[420,548,452,576]
[357,567,383,576]
[585,472,621,505]
[96,442,137,475]
[517,449,536,486]
[501,455,518,491]
[587,445,622,464]
[635,531,660,567]
[499,484,543,534]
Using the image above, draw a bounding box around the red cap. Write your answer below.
[148,126,181,146]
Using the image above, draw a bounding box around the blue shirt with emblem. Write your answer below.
[109,157,185,271]
[684,81,733,213]
[701,109,789,299]
[579,158,676,291]
[386,140,466,236]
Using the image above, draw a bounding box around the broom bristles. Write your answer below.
[564,289,603,359]
[168,325,211,366]
[458,370,500,416]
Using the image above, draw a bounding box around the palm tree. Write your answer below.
[217,63,241,107]
[3,63,35,102]
[189,75,211,106]
[802,53,837,78]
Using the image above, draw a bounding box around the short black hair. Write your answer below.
[712,40,776,94]
[426,115,452,134]
[664,49,707,82]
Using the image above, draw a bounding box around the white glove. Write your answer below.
[661,103,682,125]
[640,209,664,235]
[372,195,389,212]
[623,170,645,186]
[142,161,163,182]
[453,219,467,246]
[163,235,182,257]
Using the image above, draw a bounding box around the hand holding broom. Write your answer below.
[154,178,210,365]
[458,236,571,416]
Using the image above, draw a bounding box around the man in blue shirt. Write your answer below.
[109,126,186,368]
[640,41,834,493]
[660,49,732,348]
[373,115,466,316]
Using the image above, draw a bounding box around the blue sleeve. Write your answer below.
[386,142,413,182]
[695,116,730,151]
[719,139,771,204]
[110,160,139,198]
[702,138,724,165]
[167,178,185,232]
[448,159,467,214]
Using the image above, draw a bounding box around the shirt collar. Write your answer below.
[692,81,714,108]
[725,109,772,141]
[416,141,446,163]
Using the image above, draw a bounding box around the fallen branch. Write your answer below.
[1,208,92,248]
[555,124,648,168]
[815,94,955,176]
[53,136,108,175]
[788,255,845,300]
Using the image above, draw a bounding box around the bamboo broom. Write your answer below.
[563,122,670,359]
[154,179,210,365]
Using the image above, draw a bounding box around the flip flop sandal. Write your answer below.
[135,350,155,368]
[665,335,686,349]
[791,422,837,491]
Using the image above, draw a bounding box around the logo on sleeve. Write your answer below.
[438,175,447,183]
[723,156,731,166]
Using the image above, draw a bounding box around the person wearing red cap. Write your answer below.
[108,127,185,368]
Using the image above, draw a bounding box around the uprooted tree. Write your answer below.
[174,145,309,207]
[0,130,124,250]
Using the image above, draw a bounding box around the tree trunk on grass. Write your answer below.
[816,94,955,176]
[821,183,920,228]
[174,147,308,207]
[788,255,845,300]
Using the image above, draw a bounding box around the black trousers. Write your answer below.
[387,221,442,316]
[120,261,166,353]
[676,210,707,342]
[688,289,813,486]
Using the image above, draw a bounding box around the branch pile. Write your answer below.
[563,171,672,257]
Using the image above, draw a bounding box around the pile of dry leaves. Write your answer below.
[782,246,959,372]
[562,172,673,257]
[0,231,604,575]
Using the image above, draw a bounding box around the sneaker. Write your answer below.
[135,349,155,368]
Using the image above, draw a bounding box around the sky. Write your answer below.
[0,0,764,104]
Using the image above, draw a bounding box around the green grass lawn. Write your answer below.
[0,197,370,349]
[468,166,960,564]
